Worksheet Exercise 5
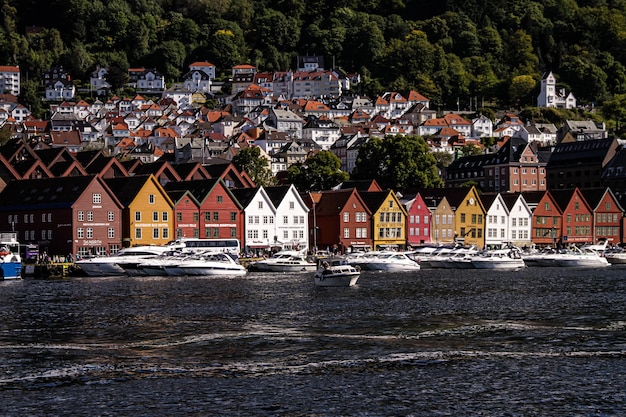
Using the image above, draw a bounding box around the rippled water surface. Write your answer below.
[1,267,626,416]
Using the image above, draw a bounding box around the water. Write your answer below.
[1,267,626,416]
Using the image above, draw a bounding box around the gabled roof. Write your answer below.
[164,178,242,208]
[229,187,261,208]
[170,162,211,181]
[0,175,117,210]
[315,188,371,216]
[337,179,382,192]
[359,190,397,214]
[580,187,623,211]
[104,175,171,207]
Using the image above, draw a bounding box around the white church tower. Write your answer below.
[537,71,576,109]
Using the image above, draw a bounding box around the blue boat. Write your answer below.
[0,232,22,280]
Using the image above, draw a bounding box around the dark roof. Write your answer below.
[316,189,354,216]
[164,179,222,205]
[104,175,153,206]
[0,175,97,210]
[230,187,260,208]
[548,137,616,167]
[550,189,577,211]
[359,191,389,212]
[264,185,291,207]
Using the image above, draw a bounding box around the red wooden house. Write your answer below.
[0,175,123,257]
[402,192,432,246]
[580,187,624,245]
[313,188,373,254]
[530,190,563,247]
[165,178,243,243]
[551,188,593,245]
[166,189,201,239]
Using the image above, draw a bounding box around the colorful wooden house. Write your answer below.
[551,188,594,246]
[313,188,372,253]
[480,193,510,248]
[0,175,123,257]
[165,189,201,239]
[453,186,486,248]
[530,190,562,247]
[401,192,432,247]
[421,191,455,246]
[105,174,174,247]
[264,184,310,251]
[165,178,243,243]
[230,187,276,254]
[360,190,407,250]
[580,188,623,245]
[501,193,533,248]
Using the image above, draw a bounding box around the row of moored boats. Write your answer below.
[43,239,623,288]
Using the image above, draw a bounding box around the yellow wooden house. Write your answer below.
[104,175,175,247]
[453,186,486,248]
[359,190,407,250]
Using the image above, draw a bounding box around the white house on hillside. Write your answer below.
[537,71,576,109]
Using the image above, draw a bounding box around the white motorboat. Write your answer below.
[248,250,317,273]
[164,252,247,276]
[552,245,610,268]
[470,249,527,270]
[75,245,172,277]
[349,251,420,272]
[0,232,21,280]
[314,258,360,287]
[522,248,561,267]
[605,248,626,265]
[134,250,190,276]
[441,246,480,269]
[419,246,459,269]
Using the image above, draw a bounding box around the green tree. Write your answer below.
[601,93,626,131]
[509,74,536,107]
[286,150,348,192]
[231,146,274,187]
[352,135,443,192]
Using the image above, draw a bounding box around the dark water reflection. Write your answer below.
[1,267,626,416]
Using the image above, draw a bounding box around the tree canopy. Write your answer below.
[286,150,349,192]
[352,135,443,192]
[231,146,275,187]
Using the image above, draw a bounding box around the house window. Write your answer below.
[217,195,223,203]
[230,228,237,238]
[162,212,168,221]
[87,211,93,221]
[461,213,466,223]
[258,201,263,209]
[162,228,169,239]
[544,202,550,210]
[93,193,102,204]
[206,212,212,221]
[86,228,93,238]
[177,212,183,221]
[193,229,199,238]
[344,212,349,222]
[153,228,159,239]
[344,227,350,238]
[108,228,115,238]
[283,216,288,224]
[135,212,141,221]
[153,211,159,221]
[78,211,84,221]
[135,228,142,239]
[108,211,114,221]
[77,228,84,238]
[290,201,295,209]
[230,212,236,222]
[193,212,199,222]
[149,194,155,204]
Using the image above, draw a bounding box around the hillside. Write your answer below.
[4,0,626,115]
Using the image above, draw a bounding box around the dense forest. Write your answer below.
[4,0,626,118]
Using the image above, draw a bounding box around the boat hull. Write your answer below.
[314,272,360,287]
[248,262,317,273]
[1,261,22,280]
